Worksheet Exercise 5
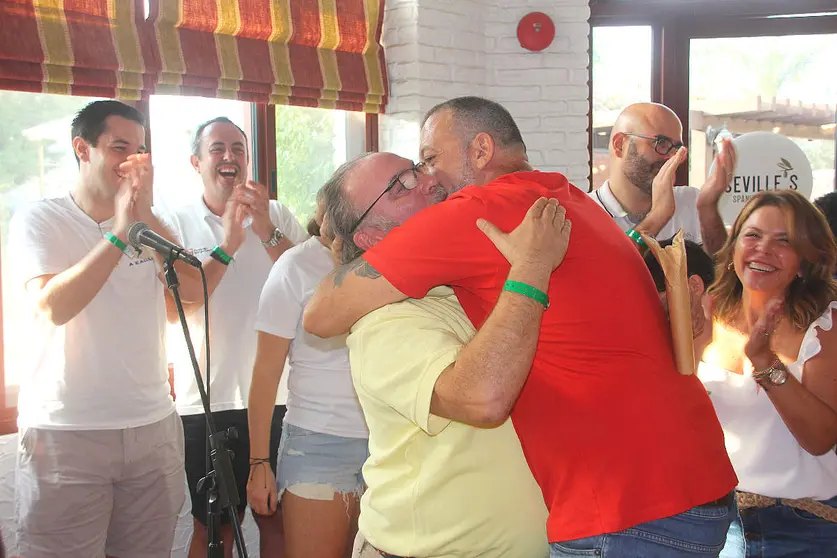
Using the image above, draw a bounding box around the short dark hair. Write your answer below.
[71,100,146,163]
[814,191,837,245]
[321,153,374,264]
[422,96,525,151]
[191,117,248,158]
[644,239,715,293]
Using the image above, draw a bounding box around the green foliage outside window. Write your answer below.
[274,105,342,224]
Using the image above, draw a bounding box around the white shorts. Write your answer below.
[15,412,185,558]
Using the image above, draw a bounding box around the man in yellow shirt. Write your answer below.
[349,287,547,557]
[316,150,571,557]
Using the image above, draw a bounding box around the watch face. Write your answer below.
[769,368,788,385]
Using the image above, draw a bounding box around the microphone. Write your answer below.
[127,222,202,268]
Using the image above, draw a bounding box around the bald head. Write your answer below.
[611,103,682,147]
[323,151,447,263]
[608,103,683,196]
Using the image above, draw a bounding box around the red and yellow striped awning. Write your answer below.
[0,0,156,99]
[0,0,388,112]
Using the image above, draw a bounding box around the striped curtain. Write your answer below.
[149,0,387,112]
[0,0,388,112]
[0,0,155,99]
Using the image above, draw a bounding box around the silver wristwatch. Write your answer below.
[753,359,789,388]
[262,227,285,248]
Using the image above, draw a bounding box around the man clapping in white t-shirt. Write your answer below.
[9,100,187,558]
[163,117,308,557]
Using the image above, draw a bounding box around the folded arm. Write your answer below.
[761,328,837,456]
[27,238,124,326]
[431,263,550,426]
[431,198,571,426]
[745,301,837,456]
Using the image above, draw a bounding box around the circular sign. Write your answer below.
[517,12,555,52]
[714,131,813,225]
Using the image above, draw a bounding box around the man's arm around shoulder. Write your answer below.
[431,198,572,427]
[303,256,408,338]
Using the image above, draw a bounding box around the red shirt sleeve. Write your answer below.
[363,191,498,299]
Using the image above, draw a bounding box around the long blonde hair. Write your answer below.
[708,190,837,330]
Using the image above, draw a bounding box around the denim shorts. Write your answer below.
[550,493,736,557]
[275,423,368,501]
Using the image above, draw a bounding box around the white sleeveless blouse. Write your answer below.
[697,301,837,500]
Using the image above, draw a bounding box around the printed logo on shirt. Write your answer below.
[129,256,155,267]
[188,247,213,256]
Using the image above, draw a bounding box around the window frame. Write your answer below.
[0,100,379,436]
[589,0,837,190]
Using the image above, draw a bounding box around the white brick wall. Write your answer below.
[381,0,591,191]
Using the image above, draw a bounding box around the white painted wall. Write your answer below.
[382,0,591,190]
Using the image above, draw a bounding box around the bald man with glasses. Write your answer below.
[591,102,737,250]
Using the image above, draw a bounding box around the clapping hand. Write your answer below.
[744,298,783,369]
[233,181,272,241]
[699,139,738,205]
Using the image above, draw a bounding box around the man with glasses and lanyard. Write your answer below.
[591,103,737,249]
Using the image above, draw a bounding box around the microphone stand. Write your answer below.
[162,256,248,558]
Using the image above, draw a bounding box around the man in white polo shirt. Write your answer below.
[164,116,308,557]
[9,100,185,558]
[591,102,736,246]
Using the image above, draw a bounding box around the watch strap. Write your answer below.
[262,227,284,248]
[753,356,787,386]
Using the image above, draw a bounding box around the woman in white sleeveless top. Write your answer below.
[698,190,837,557]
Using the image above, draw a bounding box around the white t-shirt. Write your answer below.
[7,195,174,430]
[589,180,702,243]
[698,301,837,500]
[164,198,308,415]
[255,237,368,439]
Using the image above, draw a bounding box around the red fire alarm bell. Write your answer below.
[517,12,555,52]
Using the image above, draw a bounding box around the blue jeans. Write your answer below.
[720,495,837,558]
[549,494,736,557]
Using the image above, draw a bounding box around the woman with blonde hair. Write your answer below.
[698,189,837,557]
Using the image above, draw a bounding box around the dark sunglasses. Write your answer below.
[623,133,684,157]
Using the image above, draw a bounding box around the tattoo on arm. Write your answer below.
[355,260,381,280]
[333,258,381,287]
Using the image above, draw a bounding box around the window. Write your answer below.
[0,91,105,418]
[591,26,654,190]
[274,105,366,223]
[689,34,837,201]
[0,90,370,432]
[590,2,837,196]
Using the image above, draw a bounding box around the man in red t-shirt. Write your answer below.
[306,97,738,557]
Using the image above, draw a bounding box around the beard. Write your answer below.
[431,184,449,204]
[450,154,478,194]
[622,140,665,197]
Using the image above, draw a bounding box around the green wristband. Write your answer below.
[104,232,129,255]
[626,228,647,249]
[503,280,549,309]
[210,245,233,265]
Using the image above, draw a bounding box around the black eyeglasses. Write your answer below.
[623,133,684,156]
[350,162,425,233]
